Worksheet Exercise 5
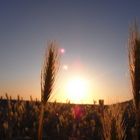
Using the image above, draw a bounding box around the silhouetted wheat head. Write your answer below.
[41,41,60,105]
[38,41,60,140]
[128,24,140,139]
[129,25,140,110]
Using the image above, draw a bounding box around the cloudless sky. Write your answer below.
[0,0,140,104]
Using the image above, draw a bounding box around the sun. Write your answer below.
[65,76,89,103]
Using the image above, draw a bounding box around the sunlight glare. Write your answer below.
[66,76,89,103]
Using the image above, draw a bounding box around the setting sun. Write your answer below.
[65,76,89,103]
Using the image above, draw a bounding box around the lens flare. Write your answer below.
[63,65,68,70]
[60,48,65,54]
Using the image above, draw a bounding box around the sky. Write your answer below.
[0,0,140,104]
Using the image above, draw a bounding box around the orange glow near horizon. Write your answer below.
[0,65,132,105]
[51,70,99,104]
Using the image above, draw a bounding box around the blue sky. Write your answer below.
[0,0,140,103]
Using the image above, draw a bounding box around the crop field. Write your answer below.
[0,97,136,140]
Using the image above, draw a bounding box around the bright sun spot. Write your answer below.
[66,76,89,103]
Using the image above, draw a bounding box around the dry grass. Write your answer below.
[101,104,126,140]
[129,23,140,140]
[38,41,60,140]
[0,94,136,139]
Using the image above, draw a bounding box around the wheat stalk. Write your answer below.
[38,41,60,140]
[101,104,126,140]
[128,23,140,140]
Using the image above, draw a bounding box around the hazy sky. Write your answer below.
[0,0,140,104]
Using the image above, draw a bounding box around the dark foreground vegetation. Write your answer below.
[0,97,136,140]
